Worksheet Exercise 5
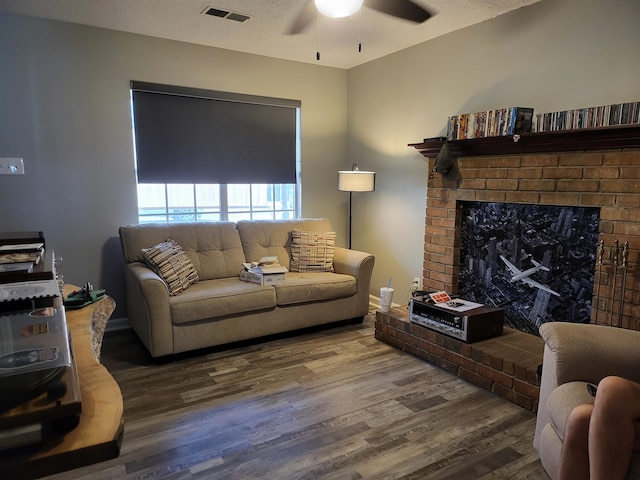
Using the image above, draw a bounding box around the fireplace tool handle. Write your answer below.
[617,241,629,328]
[594,239,605,325]
[609,239,619,327]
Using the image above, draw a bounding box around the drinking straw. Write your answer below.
[387,277,392,289]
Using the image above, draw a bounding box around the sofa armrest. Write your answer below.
[124,262,174,357]
[333,247,375,317]
[333,247,373,277]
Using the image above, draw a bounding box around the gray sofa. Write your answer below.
[119,218,375,358]
[534,322,640,479]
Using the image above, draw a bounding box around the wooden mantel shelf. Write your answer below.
[409,124,640,158]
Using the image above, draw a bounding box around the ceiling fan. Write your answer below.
[286,0,434,35]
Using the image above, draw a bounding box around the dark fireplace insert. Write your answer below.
[458,201,600,335]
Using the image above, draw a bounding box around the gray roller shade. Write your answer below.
[131,81,299,184]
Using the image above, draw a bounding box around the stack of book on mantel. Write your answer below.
[240,256,288,286]
[532,100,640,133]
[447,107,534,140]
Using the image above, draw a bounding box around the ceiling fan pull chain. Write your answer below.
[358,8,362,52]
[316,9,321,60]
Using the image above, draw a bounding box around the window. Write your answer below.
[137,183,297,223]
[130,81,301,223]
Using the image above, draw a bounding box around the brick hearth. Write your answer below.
[376,307,544,412]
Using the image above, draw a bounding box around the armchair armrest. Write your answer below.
[333,247,375,317]
[539,322,640,386]
[124,262,174,357]
[534,322,640,450]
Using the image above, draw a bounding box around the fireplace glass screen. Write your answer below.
[458,201,600,335]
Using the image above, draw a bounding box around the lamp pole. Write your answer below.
[348,191,353,249]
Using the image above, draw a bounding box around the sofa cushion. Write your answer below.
[120,222,246,280]
[142,239,199,296]
[547,381,594,442]
[169,278,276,325]
[290,230,336,273]
[274,272,356,305]
[236,218,334,270]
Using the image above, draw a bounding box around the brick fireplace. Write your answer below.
[374,129,640,412]
[421,143,640,331]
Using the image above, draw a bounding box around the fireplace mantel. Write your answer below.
[409,124,640,158]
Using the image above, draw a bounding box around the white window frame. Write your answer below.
[136,182,300,224]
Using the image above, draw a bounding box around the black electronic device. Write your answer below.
[0,231,45,249]
[409,297,504,343]
[0,306,81,452]
[0,230,60,313]
[0,307,71,406]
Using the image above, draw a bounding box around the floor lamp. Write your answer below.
[338,164,376,249]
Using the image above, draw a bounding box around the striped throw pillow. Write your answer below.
[142,239,199,296]
[290,230,336,273]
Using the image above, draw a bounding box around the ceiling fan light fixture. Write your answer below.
[314,0,364,18]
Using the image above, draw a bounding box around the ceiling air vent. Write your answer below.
[203,7,251,23]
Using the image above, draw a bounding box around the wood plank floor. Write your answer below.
[45,314,550,480]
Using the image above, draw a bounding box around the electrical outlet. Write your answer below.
[0,158,25,175]
[413,277,422,290]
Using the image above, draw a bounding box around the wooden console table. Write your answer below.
[0,286,124,479]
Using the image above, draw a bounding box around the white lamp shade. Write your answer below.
[315,0,364,18]
[338,170,376,192]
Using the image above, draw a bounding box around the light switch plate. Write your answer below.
[0,158,25,175]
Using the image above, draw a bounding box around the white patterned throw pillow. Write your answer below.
[290,230,336,273]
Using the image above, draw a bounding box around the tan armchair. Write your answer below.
[534,322,640,479]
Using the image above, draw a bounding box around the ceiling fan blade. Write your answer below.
[286,0,317,34]
[365,0,433,23]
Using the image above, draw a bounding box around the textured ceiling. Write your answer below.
[0,0,543,69]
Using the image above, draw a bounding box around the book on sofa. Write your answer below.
[240,257,287,285]
[243,264,288,274]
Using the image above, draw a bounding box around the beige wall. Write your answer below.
[0,14,347,317]
[1,0,639,320]
[347,0,640,305]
